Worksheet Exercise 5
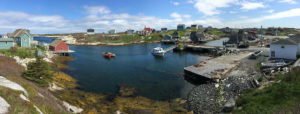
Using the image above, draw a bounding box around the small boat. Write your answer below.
[103,52,116,59]
[152,47,165,56]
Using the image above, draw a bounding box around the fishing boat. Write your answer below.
[152,47,165,56]
[103,52,116,59]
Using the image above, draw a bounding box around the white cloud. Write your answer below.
[279,0,297,4]
[170,12,181,19]
[171,1,180,6]
[239,16,248,19]
[229,11,237,14]
[229,8,300,25]
[1,5,300,34]
[83,5,111,15]
[187,0,195,3]
[266,9,274,13]
[170,12,191,22]
[240,1,265,10]
[193,0,237,16]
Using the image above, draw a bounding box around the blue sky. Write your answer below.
[0,0,299,34]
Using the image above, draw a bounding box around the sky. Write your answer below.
[0,0,299,34]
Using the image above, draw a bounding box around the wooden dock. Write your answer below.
[185,44,218,52]
[164,46,176,53]
[184,52,253,82]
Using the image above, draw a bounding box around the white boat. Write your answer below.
[152,47,165,56]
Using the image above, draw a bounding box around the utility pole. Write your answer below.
[260,25,263,47]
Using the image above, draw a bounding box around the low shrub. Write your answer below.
[22,57,53,87]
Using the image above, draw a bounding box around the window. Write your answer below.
[281,45,285,48]
[61,48,63,50]
[5,41,7,44]
[271,51,275,57]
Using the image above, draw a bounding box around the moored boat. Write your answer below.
[103,52,116,59]
[152,47,165,56]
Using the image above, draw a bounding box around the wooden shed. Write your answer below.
[49,39,70,56]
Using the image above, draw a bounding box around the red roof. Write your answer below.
[144,27,152,31]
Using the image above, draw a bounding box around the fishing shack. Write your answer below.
[49,39,74,56]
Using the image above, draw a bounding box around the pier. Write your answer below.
[164,45,176,53]
[184,51,253,82]
[185,44,219,52]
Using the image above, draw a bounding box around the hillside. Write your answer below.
[233,67,300,113]
[0,56,67,113]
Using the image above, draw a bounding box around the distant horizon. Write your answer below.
[1,26,300,35]
[0,0,300,34]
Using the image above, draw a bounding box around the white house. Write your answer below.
[108,29,116,34]
[270,34,300,60]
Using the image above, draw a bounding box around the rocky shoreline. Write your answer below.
[186,56,263,113]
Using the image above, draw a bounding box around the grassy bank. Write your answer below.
[0,56,66,113]
[0,46,46,58]
[74,33,162,44]
[233,67,300,113]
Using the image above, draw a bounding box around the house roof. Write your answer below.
[272,38,297,45]
[0,38,14,42]
[8,29,30,38]
[50,39,63,47]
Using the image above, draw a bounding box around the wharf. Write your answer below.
[161,40,177,44]
[185,44,219,52]
[184,51,253,82]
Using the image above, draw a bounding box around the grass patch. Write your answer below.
[256,61,263,70]
[233,67,300,113]
[0,87,39,114]
[206,28,226,37]
[0,46,45,58]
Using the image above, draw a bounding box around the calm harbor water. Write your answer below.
[34,37,227,100]
[63,44,209,100]
[34,37,228,100]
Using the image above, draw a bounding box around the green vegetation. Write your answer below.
[0,46,45,58]
[22,57,53,87]
[205,28,226,37]
[278,29,298,36]
[233,67,300,113]
[256,61,263,70]
[0,87,39,114]
[53,56,75,70]
[100,34,141,43]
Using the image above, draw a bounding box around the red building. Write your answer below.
[144,27,152,32]
[49,39,69,56]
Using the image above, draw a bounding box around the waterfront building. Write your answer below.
[270,34,300,60]
[191,24,198,30]
[126,29,134,35]
[87,28,95,35]
[161,28,168,32]
[190,31,205,43]
[108,29,116,34]
[222,27,232,33]
[198,25,204,31]
[0,38,14,49]
[8,29,33,47]
[144,27,152,32]
[177,24,186,31]
[163,35,172,40]
[49,39,70,56]
[206,26,213,31]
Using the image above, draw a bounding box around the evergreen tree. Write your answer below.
[22,56,53,86]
